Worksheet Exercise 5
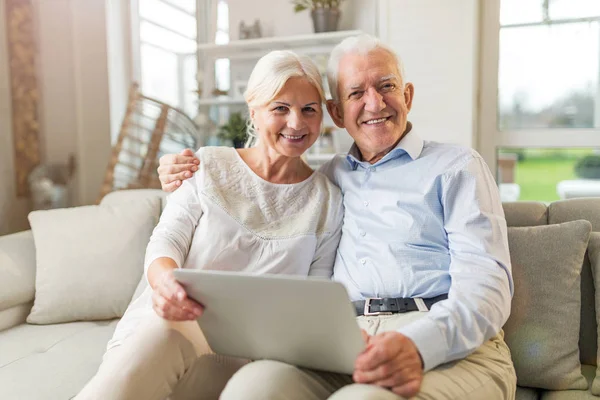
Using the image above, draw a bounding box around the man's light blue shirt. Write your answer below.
[319,126,514,371]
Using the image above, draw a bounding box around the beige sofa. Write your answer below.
[1,189,599,399]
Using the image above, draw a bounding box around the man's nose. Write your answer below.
[287,111,306,130]
[363,88,385,113]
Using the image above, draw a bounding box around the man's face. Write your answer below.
[327,49,414,163]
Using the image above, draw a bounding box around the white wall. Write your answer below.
[70,0,112,204]
[226,0,479,149]
[0,0,33,235]
[227,0,377,40]
[35,0,112,206]
[106,0,132,142]
[378,0,479,148]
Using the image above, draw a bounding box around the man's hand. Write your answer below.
[353,331,424,398]
[157,148,199,192]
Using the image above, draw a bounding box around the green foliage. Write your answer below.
[291,0,344,12]
[218,112,248,148]
[516,157,578,201]
[574,155,600,179]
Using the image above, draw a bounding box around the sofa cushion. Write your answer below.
[549,199,600,231]
[100,188,167,211]
[586,234,600,395]
[0,319,118,399]
[516,386,539,400]
[549,199,600,367]
[503,202,548,227]
[540,365,597,400]
[504,220,591,390]
[0,230,36,311]
[27,198,160,324]
[0,303,32,332]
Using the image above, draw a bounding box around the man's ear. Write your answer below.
[404,83,415,112]
[326,100,345,128]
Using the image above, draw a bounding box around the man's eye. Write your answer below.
[349,91,362,98]
[382,83,396,91]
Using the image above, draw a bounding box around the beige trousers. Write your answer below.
[221,312,517,400]
[75,313,249,400]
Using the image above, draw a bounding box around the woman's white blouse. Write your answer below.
[108,146,343,348]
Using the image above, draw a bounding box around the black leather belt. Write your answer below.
[353,294,448,316]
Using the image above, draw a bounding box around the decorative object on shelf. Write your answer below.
[232,80,248,100]
[218,112,248,149]
[28,155,76,211]
[211,88,229,97]
[239,19,262,40]
[317,127,335,153]
[292,0,344,33]
[98,83,199,202]
[6,0,41,197]
[574,155,600,179]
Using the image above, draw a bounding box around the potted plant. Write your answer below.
[292,0,344,33]
[218,112,248,149]
[574,154,600,179]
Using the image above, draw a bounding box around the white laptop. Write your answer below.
[173,269,365,374]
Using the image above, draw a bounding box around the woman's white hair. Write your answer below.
[244,50,325,143]
[326,34,405,103]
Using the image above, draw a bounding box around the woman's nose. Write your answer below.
[287,111,306,130]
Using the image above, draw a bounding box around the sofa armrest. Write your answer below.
[0,230,36,313]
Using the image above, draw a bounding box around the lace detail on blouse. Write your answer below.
[199,147,339,239]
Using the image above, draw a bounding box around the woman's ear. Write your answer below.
[326,100,345,128]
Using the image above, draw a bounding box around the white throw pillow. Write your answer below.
[27,198,160,324]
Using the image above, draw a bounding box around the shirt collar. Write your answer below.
[345,122,424,169]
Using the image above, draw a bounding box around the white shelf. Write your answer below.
[197,30,362,59]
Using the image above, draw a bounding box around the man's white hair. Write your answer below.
[326,34,406,103]
[244,50,325,141]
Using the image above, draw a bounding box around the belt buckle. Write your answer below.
[363,298,393,316]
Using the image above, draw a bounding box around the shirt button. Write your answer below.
[363,201,369,207]
[360,258,366,265]
[359,230,366,237]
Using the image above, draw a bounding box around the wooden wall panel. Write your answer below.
[5,0,40,196]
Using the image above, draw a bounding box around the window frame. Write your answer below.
[130,0,198,111]
[478,0,600,171]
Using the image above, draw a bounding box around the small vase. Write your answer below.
[311,7,341,33]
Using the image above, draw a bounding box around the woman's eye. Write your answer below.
[303,107,316,113]
[273,106,288,112]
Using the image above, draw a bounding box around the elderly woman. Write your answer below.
[76,50,343,400]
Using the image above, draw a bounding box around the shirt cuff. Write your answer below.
[396,316,447,372]
[144,245,184,280]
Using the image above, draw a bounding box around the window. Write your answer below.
[479,0,600,202]
[498,0,600,130]
[133,0,198,116]
[215,0,230,92]
[497,148,600,202]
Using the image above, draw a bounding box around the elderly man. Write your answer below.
[157,34,516,399]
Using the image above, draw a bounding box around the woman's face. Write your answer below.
[251,77,323,158]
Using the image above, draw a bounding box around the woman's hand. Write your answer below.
[157,148,200,192]
[148,258,204,321]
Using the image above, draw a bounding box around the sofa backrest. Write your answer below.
[503,199,599,366]
[100,189,167,210]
